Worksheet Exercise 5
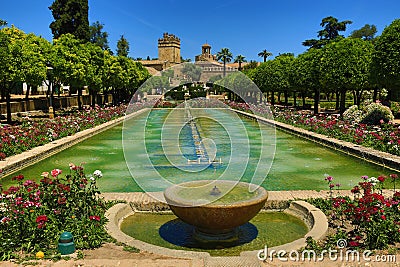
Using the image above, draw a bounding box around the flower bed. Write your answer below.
[0,103,150,160]
[307,174,400,251]
[225,101,400,156]
[0,164,110,261]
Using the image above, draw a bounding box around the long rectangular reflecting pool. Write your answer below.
[1,108,398,191]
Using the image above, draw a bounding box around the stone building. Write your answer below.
[158,33,181,66]
[139,33,237,81]
[195,43,216,62]
[194,43,237,82]
[139,33,181,72]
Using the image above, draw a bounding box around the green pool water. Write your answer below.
[174,182,258,205]
[1,108,398,191]
[120,211,308,256]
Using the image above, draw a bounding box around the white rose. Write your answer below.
[93,170,103,178]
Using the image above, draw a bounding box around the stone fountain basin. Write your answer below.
[163,180,268,232]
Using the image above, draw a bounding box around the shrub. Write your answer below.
[309,175,400,251]
[343,103,394,125]
[361,103,394,125]
[343,105,363,123]
[0,164,108,260]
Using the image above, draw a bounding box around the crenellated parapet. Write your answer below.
[158,32,181,66]
[158,32,181,46]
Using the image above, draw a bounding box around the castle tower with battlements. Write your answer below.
[158,32,181,67]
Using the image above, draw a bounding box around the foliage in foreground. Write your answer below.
[0,164,109,260]
[307,174,400,251]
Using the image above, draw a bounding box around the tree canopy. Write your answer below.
[216,48,233,77]
[258,49,272,62]
[320,38,374,113]
[49,0,90,42]
[0,24,149,122]
[89,21,110,51]
[0,26,49,122]
[372,19,400,91]
[116,35,130,57]
[303,16,352,49]
[181,63,202,82]
[234,55,247,71]
[350,24,377,41]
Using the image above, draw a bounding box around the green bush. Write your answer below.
[361,103,394,125]
[343,105,363,123]
[0,165,109,260]
[343,103,394,125]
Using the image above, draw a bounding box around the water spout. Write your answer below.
[210,185,221,196]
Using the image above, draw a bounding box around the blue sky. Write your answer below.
[1,1,399,61]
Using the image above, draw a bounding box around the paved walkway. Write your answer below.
[101,189,395,204]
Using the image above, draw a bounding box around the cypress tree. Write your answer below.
[49,0,90,42]
[116,35,130,57]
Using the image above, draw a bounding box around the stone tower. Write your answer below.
[195,43,216,62]
[158,33,181,67]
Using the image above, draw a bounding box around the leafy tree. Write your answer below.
[0,19,7,27]
[89,21,110,51]
[102,52,122,103]
[251,61,277,105]
[162,69,174,79]
[102,53,149,103]
[138,75,169,95]
[180,56,192,62]
[372,19,400,94]
[208,75,222,83]
[0,26,48,122]
[270,53,295,106]
[234,55,247,71]
[258,49,272,62]
[290,49,323,112]
[181,63,202,82]
[52,34,89,109]
[303,16,352,49]
[320,38,373,114]
[49,0,90,42]
[350,24,377,41]
[0,26,26,123]
[23,34,50,102]
[243,60,259,71]
[83,42,105,107]
[216,71,258,102]
[116,35,129,57]
[125,60,150,99]
[216,48,233,77]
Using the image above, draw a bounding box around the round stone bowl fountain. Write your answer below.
[163,180,268,245]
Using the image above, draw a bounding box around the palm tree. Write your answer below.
[234,55,247,71]
[216,48,233,77]
[258,49,272,62]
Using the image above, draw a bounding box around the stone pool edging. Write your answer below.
[0,108,149,178]
[105,200,328,263]
[234,109,400,171]
[242,200,328,257]
[3,107,398,179]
